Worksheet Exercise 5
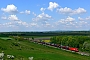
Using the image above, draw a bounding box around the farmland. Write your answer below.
[0,36,90,60]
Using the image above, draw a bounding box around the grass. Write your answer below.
[0,37,12,40]
[0,37,90,60]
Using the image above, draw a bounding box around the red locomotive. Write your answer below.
[69,47,79,52]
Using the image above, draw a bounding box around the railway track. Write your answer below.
[31,40,90,56]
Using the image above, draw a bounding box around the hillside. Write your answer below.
[0,37,90,60]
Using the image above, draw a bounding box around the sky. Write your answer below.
[0,0,90,32]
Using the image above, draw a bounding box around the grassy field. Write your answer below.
[0,37,90,60]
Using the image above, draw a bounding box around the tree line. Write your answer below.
[0,31,90,37]
[50,36,90,52]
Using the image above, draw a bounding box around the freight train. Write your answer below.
[33,40,79,52]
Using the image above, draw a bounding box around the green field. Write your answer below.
[0,37,90,60]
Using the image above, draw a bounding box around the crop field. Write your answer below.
[0,37,12,40]
[0,37,90,60]
[43,40,51,43]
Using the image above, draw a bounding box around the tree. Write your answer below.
[83,41,90,51]
[32,37,34,40]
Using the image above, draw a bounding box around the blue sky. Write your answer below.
[0,0,90,32]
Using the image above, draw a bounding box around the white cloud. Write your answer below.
[32,12,36,16]
[16,20,29,27]
[48,2,59,11]
[57,7,72,14]
[57,7,86,15]
[25,10,30,14]
[55,16,90,30]
[65,16,75,22]
[20,10,30,15]
[40,8,46,12]
[73,8,86,14]
[78,16,90,20]
[56,16,75,27]
[8,15,19,21]
[42,22,51,27]
[78,17,84,20]
[1,4,18,14]
[79,21,87,24]
[0,22,18,28]
[1,16,7,20]
[30,23,37,26]
[0,20,30,28]
[1,15,19,21]
[20,11,24,14]
[86,16,90,20]
[3,22,13,26]
[59,16,75,23]
[32,13,52,22]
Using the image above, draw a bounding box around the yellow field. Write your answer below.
[43,40,51,43]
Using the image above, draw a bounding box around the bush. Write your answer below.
[12,42,20,46]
